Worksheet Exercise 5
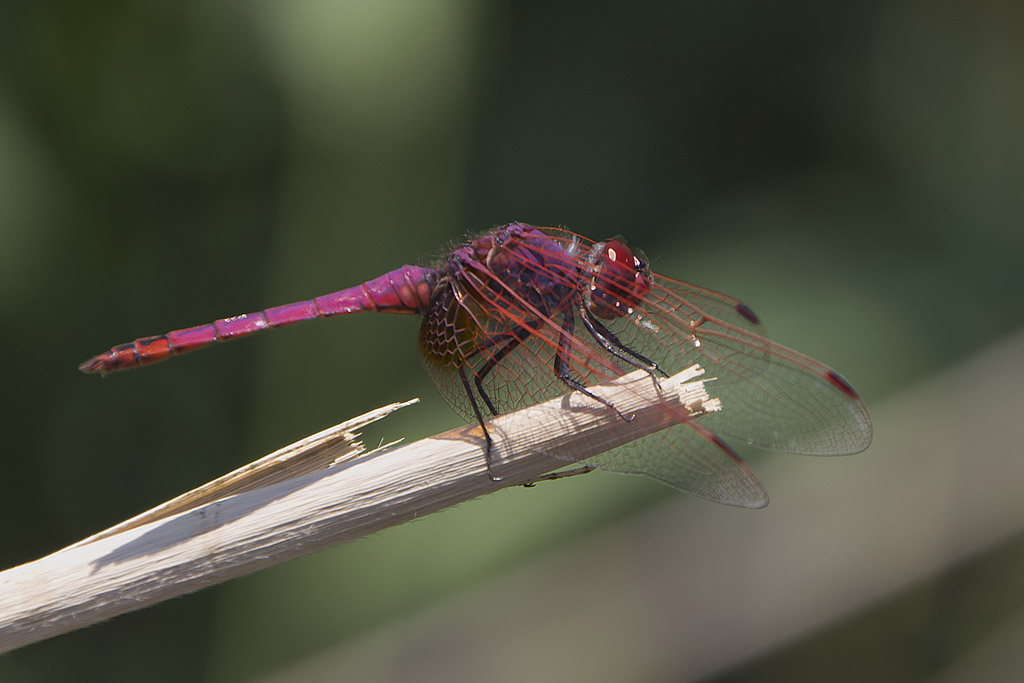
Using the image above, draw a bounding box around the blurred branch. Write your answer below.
[0,366,714,654]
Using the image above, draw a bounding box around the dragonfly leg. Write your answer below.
[555,314,634,422]
[474,334,523,416]
[522,465,595,487]
[579,306,667,378]
[472,320,544,416]
[458,365,500,482]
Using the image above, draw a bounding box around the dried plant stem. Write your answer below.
[0,365,713,653]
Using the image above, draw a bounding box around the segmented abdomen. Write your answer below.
[80,265,436,373]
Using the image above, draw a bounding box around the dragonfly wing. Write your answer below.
[586,420,769,508]
[648,273,769,337]
[417,270,767,506]
[691,322,872,455]
[420,293,768,506]
[608,276,872,455]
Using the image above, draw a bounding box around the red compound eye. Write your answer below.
[588,240,651,319]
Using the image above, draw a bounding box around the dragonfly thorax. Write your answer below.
[418,224,580,370]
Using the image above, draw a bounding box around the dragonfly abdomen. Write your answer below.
[79,265,436,374]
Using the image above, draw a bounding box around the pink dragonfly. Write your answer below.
[81,222,872,507]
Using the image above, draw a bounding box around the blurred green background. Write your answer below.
[2,1,1023,681]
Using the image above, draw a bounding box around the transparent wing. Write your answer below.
[587,418,768,507]
[536,227,871,455]
[599,272,873,455]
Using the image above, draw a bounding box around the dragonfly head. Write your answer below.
[586,239,652,320]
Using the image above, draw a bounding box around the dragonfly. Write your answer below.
[81,222,872,507]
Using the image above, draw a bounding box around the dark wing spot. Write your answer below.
[735,301,761,325]
[826,370,860,400]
